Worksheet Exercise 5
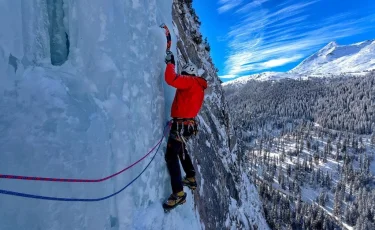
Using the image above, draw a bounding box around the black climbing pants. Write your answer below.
[165,120,197,194]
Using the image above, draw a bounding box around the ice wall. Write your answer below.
[0,0,200,229]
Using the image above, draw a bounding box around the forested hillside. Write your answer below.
[224,73,375,229]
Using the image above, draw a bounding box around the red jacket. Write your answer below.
[165,64,207,118]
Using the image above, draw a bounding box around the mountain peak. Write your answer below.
[291,39,375,75]
[324,41,339,49]
[318,41,338,55]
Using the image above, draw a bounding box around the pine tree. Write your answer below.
[333,183,343,218]
[318,191,327,207]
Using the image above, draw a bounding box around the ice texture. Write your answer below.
[0,0,200,229]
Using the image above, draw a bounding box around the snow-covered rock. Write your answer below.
[173,1,268,229]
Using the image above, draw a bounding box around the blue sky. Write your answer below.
[193,0,375,81]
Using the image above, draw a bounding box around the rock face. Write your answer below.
[172,1,268,229]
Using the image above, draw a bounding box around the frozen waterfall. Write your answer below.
[0,0,201,229]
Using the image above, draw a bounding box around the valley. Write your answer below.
[224,73,375,229]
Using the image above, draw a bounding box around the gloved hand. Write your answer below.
[165,51,175,65]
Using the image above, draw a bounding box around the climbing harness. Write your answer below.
[0,123,170,202]
[172,118,199,136]
[170,118,198,160]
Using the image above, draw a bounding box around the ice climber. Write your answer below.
[162,51,208,211]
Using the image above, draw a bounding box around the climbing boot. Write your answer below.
[163,191,187,212]
[182,177,197,190]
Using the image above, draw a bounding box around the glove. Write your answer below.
[165,51,175,65]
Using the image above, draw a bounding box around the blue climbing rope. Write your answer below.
[0,124,169,202]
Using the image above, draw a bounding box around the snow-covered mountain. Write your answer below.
[222,72,289,87]
[0,0,268,230]
[291,40,375,75]
[223,39,375,86]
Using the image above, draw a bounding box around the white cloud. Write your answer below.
[217,0,242,14]
[236,0,270,13]
[220,0,375,76]
[261,55,303,68]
